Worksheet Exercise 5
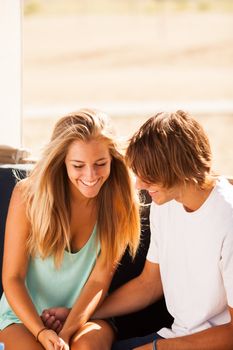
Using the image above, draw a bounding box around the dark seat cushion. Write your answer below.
[0,165,28,296]
[110,204,173,339]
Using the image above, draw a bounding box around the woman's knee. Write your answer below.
[0,324,43,350]
[71,335,96,350]
[71,320,115,350]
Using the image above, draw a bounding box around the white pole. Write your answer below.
[0,0,22,147]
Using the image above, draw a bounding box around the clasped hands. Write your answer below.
[39,307,70,349]
[40,307,155,350]
[41,307,70,334]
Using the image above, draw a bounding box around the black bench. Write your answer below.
[0,164,172,339]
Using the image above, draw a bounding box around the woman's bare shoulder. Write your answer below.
[11,178,29,204]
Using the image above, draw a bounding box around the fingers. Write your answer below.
[41,312,62,333]
[42,309,55,318]
[40,329,69,350]
[56,337,69,350]
[54,341,61,350]
[47,339,64,350]
[42,307,70,322]
[53,320,62,333]
[56,322,63,334]
[47,316,56,328]
[44,342,55,350]
[46,316,62,332]
[41,309,51,323]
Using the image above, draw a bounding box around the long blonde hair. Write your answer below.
[24,109,140,267]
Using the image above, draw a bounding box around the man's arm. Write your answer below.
[135,307,233,350]
[41,260,163,331]
[93,260,163,319]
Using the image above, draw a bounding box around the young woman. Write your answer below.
[0,109,140,350]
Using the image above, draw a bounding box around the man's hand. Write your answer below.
[41,307,70,334]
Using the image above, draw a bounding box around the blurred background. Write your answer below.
[22,0,233,174]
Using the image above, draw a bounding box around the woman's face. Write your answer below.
[65,139,111,199]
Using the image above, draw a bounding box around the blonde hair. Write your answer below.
[126,110,212,189]
[23,109,140,267]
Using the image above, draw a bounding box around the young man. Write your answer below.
[94,110,233,349]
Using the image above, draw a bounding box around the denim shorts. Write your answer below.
[111,332,163,350]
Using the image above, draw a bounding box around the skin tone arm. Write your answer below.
[56,254,116,343]
[93,258,233,350]
[135,307,233,350]
[41,260,163,331]
[93,260,163,319]
[2,183,67,350]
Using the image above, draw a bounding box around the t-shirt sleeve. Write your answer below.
[146,202,159,263]
[221,221,233,308]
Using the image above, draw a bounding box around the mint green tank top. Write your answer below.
[0,226,100,330]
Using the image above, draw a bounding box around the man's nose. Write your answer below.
[135,177,148,190]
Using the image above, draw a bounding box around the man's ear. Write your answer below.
[227,177,233,185]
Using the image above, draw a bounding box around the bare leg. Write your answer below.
[0,324,44,350]
[71,319,116,350]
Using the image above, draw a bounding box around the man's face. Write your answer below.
[135,176,182,205]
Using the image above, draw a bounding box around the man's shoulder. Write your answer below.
[216,177,233,204]
[213,177,233,222]
[150,200,175,220]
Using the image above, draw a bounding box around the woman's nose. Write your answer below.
[84,166,96,179]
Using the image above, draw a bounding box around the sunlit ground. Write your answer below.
[22,0,233,174]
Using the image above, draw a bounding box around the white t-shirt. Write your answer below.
[147,177,233,338]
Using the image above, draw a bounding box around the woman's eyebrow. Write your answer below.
[70,159,84,163]
[95,158,108,162]
[70,157,108,162]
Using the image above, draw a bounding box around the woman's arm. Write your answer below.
[41,260,163,333]
[58,254,116,343]
[2,182,66,349]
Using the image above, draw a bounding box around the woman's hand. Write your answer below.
[41,307,71,333]
[38,328,69,350]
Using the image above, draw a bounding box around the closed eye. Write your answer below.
[73,164,84,169]
[96,162,107,167]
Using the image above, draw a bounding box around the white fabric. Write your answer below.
[147,177,233,338]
